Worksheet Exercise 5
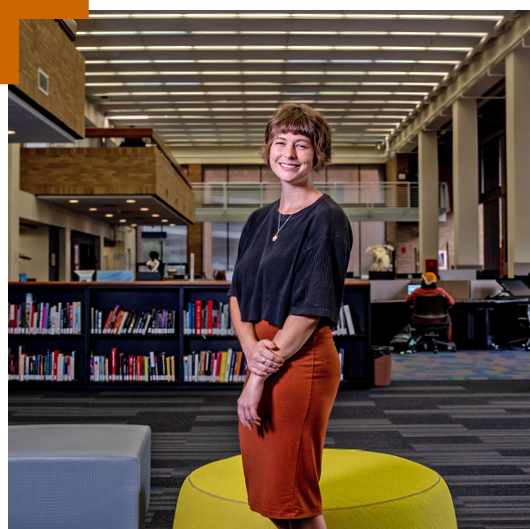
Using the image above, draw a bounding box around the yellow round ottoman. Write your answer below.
[173,449,457,528]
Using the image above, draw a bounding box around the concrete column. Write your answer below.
[418,130,439,272]
[95,235,105,271]
[187,164,203,277]
[452,97,480,268]
[8,144,20,281]
[58,227,71,281]
[505,45,530,278]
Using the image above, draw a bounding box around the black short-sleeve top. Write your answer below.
[228,194,353,329]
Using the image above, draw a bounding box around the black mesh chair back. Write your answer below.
[410,295,453,353]
[413,295,449,322]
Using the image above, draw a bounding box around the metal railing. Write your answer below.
[192,182,450,211]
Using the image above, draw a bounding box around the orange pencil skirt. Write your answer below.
[239,321,341,519]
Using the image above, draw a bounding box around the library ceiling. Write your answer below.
[77,10,520,150]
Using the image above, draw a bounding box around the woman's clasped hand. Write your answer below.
[247,339,284,377]
[237,372,264,430]
[237,340,283,430]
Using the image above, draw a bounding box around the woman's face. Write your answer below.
[269,132,314,185]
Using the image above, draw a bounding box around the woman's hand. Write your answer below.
[238,374,265,430]
[246,339,284,377]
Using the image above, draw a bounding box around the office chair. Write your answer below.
[508,304,530,351]
[410,295,456,354]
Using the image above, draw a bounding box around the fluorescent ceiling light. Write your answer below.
[79,45,473,52]
[79,31,188,35]
[108,115,149,120]
[88,13,502,22]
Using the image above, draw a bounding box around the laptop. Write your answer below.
[407,283,421,295]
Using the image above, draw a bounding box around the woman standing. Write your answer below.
[228,103,353,529]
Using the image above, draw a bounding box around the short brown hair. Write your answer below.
[260,103,332,172]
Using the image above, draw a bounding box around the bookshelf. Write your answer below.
[8,283,89,386]
[87,283,180,386]
[8,281,371,389]
[182,284,244,387]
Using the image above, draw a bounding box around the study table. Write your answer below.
[371,297,527,349]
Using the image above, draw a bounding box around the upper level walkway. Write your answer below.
[193,181,450,223]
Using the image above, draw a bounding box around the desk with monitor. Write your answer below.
[370,278,529,349]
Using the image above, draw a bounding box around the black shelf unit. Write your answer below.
[8,284,89,387]
[8,281,372,389]
[88,283,180,387]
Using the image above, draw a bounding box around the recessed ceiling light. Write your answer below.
[140,207,149,211]
[152,214,160,217]
[161,219,168,222]
[105,214,113,217]
[119,219,127,223]
[169,223,176,226]
[8,130,15,135]
[131,223,137,227]
[89,208,98,211]
[69,199,79,203]
[126,199,136,203]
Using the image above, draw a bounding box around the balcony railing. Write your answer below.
[193,181,450,214]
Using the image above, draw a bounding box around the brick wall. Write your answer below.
[19,147,195,225]
[18,20,85,138]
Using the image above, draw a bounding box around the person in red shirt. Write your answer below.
[406,272,455,342]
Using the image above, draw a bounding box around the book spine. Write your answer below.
[111,348,118,382]
[195,301,201,335]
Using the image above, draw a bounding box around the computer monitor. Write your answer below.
[497,279,530,298]
[407,283,421,295]
[74,270,95,282]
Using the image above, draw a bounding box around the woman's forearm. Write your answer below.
[230,296,258,355]
[271,315,321,362]
[230,296,284,377]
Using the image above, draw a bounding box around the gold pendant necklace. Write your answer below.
[272,189,314,242]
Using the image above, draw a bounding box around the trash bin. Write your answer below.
[372,346,393,387]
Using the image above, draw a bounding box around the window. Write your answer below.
[136,225,188,274]
[206,222,244,278]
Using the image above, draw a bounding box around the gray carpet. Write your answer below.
[8,380,530,528]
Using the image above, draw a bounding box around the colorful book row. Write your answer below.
[90,349,176,382]
[9,295,83,335]
[183,300,234,336]
[91,306,177,335]
[331,304,356,336]
[183,349,246,383]
[8,346,77,382]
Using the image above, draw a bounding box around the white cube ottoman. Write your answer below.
[9,424,151,529]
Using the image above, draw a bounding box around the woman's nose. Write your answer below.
[286,144,296,158]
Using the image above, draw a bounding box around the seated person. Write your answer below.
[146,251,162,274]
[406,272,455,342]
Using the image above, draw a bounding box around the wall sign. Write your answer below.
[141,232,167,239]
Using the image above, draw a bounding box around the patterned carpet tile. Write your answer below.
[8,379,530,529]
[390,350,530,380]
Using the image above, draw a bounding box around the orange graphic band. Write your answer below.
[1,1,89,84]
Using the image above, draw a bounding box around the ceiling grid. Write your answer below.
[77,10,519,152]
